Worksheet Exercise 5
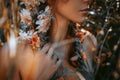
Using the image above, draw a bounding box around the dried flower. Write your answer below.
[18,29,40,50]
[31,34,40,51]
[20,9,32,25]
[36,6,52,33]
[19,30,33,40]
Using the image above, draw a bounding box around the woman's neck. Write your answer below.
[50,13,69,42]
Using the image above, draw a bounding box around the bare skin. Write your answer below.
[0,43,62,80]
[16,44,62,80]
[49,0,91,68]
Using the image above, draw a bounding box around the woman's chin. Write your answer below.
[75,20,86,24]
[74,17,87,24]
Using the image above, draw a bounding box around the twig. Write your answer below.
[95,27,112,75]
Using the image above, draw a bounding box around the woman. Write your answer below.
[1,0,97,80]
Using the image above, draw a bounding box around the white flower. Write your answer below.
[36,16,50,33]
[35,6,52,33]
[20,9,32,25]
[37,14,45,19]
[19,30,34,40]
[45,6,51,15]
[36,20,44,26]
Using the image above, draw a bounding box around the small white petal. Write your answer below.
[36,20,44,25]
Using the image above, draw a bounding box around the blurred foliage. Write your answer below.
[81,0,120,80]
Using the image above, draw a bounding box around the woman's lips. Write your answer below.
[80,8,89,14]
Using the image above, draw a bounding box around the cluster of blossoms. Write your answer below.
[36,6,52,33]
[20,0,45,8]
[18,0,52,50]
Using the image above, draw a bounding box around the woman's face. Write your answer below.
[55,0,91,23]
